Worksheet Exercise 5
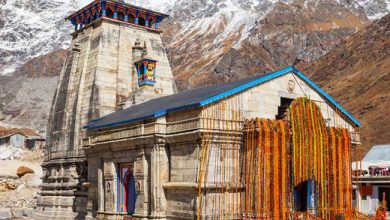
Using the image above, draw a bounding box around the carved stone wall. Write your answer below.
[83,114,244,219]
[84,140,168,219]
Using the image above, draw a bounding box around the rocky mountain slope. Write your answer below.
[0,50,66,131]
[298,14,390,153]
[164,0,385,90]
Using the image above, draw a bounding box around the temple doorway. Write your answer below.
[118,164,137,215]
[294,180,317,213]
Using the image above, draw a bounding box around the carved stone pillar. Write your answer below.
[85,157,100,219]
[133,148,149,219]
[97,165,104,212]
[103,161,117,213]
[149,141,169,219]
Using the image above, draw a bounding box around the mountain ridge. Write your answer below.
[164,0,375,90]
[0,0,389,151]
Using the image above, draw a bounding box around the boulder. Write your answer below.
[0,208,11,220]
[20,173,42,187]
[0,160,42,178]
[16,166,34,177]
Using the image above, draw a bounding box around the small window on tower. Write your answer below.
[148,18,155,28]
[138,16,146,26]
[135,58,157,87]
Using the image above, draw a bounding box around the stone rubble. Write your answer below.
[0,178,21,192]
[0,146,43,219]
[0,146,24,161]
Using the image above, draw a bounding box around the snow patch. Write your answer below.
[0,145,24,160]
[355,0,390,20]
[0,0,77,75]
[171,0,276,50]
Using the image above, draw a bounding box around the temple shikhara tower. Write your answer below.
[37,0,368,220]
[35,0,176,219]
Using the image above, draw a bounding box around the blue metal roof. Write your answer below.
[85,66,361,130]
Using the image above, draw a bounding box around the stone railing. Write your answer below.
[83,122,166,146]
[166,118,201,134]
[45,149,85,161]
[83,118,246,147]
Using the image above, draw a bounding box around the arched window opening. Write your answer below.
[148,18,155,28]
[106,8,114,19]
[117,11,125,21]
[138,16,146,26]
[128,14,135,24]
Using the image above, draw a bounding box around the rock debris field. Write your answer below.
[0,147,43,219]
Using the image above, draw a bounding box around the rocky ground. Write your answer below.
[0,49,65,132]
[0,147,43,219]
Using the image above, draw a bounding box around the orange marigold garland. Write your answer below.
[289,98,332,219]
[241,97,355,220]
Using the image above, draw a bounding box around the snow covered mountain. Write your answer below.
[160,0,389,89]
[0,0,389,132]
[0,0,77,75]
[0,0,174,76]
[0,0,388,76]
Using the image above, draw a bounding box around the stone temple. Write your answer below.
[35,0,175,219]
[36,0,367,220]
